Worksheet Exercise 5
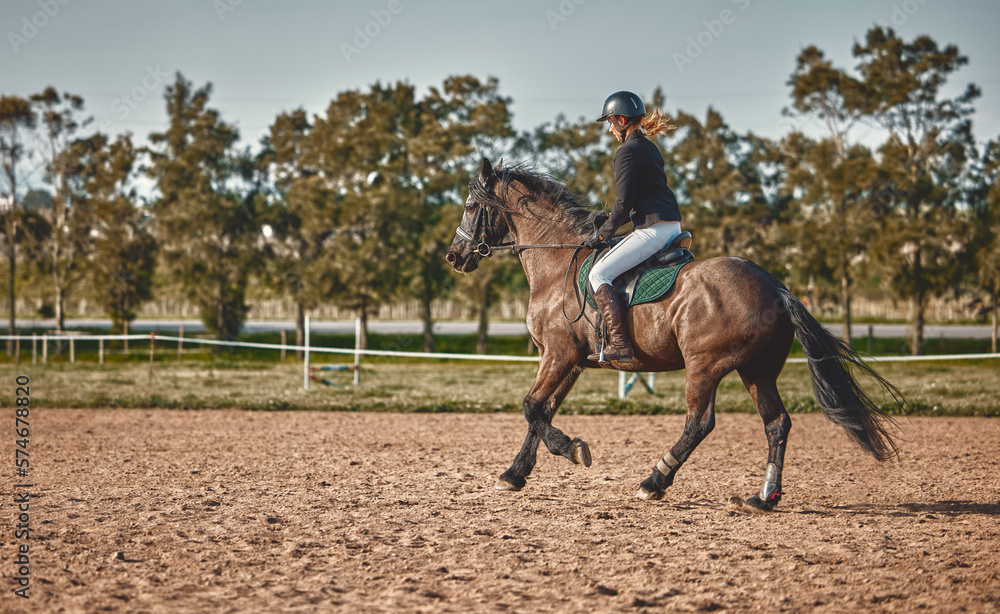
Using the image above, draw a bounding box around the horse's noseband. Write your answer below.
[456,201,496,257]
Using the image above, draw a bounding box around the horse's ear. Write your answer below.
[479,157,493,183]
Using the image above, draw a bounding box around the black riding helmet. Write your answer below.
[595,91,645,123]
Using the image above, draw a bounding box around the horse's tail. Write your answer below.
[777,289,903,461]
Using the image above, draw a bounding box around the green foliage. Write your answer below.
[82,134,156,332]
[853,27,980,354]
[663,106,787,276]
[147,74,260,343]
[27,88,93,332]
[0,94,38,352]
[399,76,514,351]
[1,27,998,362]
[963,138,1000,350]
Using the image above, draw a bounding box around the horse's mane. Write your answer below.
[469,161,602,236]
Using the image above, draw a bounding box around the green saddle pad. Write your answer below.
[578,252,693,310]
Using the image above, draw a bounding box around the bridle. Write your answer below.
[455,197,501,257]
[455,199,586,257]
[453,191,596,324]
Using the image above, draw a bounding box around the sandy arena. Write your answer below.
[2,409,998,613]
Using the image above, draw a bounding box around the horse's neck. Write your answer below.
[507,198,585,247]
[508,205,586,294]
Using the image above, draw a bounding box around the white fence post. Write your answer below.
[619,372,655,399]
[354,317,362,386]
[304,315,311,390]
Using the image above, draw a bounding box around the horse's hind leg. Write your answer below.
[738,368,792,511]
[637,370,720,500]
[496,363,586,491]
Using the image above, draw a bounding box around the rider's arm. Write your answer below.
[596,146,638,241]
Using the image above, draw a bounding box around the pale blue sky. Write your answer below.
[3,0,999,163]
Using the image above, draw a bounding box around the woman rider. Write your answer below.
[584,91,682,364]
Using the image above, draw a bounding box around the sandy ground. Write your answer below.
[1,410,998,613]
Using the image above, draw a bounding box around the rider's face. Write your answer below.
[607,117,624,142]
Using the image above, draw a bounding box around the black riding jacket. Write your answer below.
[596,130,681,240]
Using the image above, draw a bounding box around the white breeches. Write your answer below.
[588,222,682,291]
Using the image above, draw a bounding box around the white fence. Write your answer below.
[2,318,998,400]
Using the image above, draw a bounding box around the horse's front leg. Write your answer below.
[496,362,585,491]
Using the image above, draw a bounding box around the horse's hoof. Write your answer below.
[494,477,524,491]
[743,493,780,512]
[572,439,592,467]
[636,487,664,501]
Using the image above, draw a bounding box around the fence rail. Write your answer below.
[2,333,997,365]
[2,330,998,397]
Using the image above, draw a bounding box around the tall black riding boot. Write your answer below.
[587,285,634,363]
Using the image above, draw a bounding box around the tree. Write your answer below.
[260,108,338,356]
[665,107,780,267]
[0,95,36,354]
[967,138,1000,351]
[30,88,95,334]
[147,74,260,343]
[780,132,885,337]
[400,75,515,352]
[853,27,979,354]
[300,78,516,350]
[786,46,868,160]
[84,134,156,332]
[785,46,876,340]
[308,83,411,350]
[520,112,612,205]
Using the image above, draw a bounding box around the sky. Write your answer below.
[3,0,1000,172]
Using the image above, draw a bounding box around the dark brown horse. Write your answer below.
[446,158,902,510]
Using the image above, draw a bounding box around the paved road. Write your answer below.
[13,318,997,339]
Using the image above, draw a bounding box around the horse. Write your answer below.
[445,158,902,510]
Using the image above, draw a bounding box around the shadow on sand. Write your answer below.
[828,500,1000,517]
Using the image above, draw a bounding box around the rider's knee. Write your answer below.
[588,267,610,292]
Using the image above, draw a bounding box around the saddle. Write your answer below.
[579,231,695,310]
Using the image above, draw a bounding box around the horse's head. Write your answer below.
[446,157,511,273]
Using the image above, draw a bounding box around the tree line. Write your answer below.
[1,27,997,355]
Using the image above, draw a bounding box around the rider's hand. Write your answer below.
[583,233,606,249]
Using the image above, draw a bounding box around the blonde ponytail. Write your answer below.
[638,109,677,136]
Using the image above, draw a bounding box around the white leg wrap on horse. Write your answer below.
[655,452,680,477]
[759,463,780,501]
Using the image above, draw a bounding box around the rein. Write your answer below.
[454,176,597,324]
[456,216,584,257]
[456,225,593,324]
[482,240,585,256]
[560,246,593,324]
